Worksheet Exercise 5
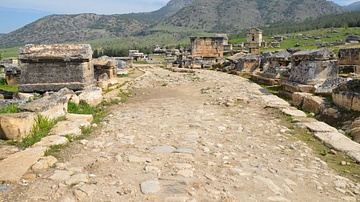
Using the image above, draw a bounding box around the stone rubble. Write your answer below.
[0,67,359,201]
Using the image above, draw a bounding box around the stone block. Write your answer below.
[0,147,46,182]
[18,91,68,120]
[49,114,93,137]
[352,93,360,112]
[282,81,314,93]
[302,94,327,114]
[332,91,353,111]
[314,78,349,96]
[292,92,305,106]
[0,112,36,141]
[18,44,95,93]
[78,87,103,107]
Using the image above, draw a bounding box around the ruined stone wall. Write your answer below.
[338,47,360,66]
[18,44,95,93]
[190,37,224,58]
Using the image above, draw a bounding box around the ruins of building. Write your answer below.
[282,48,339,96]
[246,28,263,54]
[129,50,144,62]
[226,53,259,74]
[113,57,133,69]
[3,64,21,86]
[18,44,95,93]
[332,79,360,112]
[93,56,117,80]
[338,47,360,75]
[252,50,291,86]
[190,36,225,58]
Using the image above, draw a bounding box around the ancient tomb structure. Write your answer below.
[226,53,259,74]
[246,28,263,54]
[93,56,117,80]
[18,44,95,93]
[338,47,360,75]
[252,50,292,86]
[282,48,339,96]
[332,79,360,112]
[190,36,225,58]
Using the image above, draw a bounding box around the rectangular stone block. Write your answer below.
[0,112,36,141]
[0,147,46,182]
[332,91,353,111]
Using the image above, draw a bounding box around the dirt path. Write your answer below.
[1,67,359,202]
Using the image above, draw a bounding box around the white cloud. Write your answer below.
[0,0,171,14]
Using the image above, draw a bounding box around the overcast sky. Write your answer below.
[0,0,357,33]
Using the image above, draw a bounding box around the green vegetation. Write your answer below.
[44,144,68,159]
[0,104,19,114]
[0,47,19,60]
[18,115,62,148]
[0,78,18,93]
[271,109,360,182]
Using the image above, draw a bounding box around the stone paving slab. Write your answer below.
[303,121,338,133]
[0,147,46,182]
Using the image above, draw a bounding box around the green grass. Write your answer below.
[0,104,19,114]
[68,101,107,124]
[0,78,18,93]
[273,108,360,182]
[18,115,62,148]
[0,47,19,60]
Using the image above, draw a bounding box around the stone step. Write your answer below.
[0,147,46,182]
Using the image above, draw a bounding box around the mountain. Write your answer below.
[159,0,344,32]
[344,1,360,11]
[0,0,195,48]
[0,0,345,48]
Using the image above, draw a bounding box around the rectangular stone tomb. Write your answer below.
[18,44,95,93]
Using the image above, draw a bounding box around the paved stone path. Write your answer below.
[1,67,359,201]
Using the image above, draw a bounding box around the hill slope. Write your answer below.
[160,0,344,32]
[345,1,360,11]
[0,0,344,48]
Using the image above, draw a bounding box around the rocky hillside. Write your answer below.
[345,1,360,11]
[0,0,195,48]
[160,0,344,32]
[0,0,344,48]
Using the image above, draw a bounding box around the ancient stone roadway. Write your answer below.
[1,67,359,201]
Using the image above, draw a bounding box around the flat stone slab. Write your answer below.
[33,135,69,148]
[0,147,46,182]
[140,180,160,194]
[303,121,338,133]
[281,108,307,117]
[153,145,176,153]
[314,132,360,153]
[261,94,290,109]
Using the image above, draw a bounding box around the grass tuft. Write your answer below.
[0,104,19,114]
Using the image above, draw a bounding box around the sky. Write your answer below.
[0,0,357,34]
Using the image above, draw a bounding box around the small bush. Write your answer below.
[0,104,19,114]
[19,115,59,148]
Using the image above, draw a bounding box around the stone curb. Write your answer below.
[261,91,360,163]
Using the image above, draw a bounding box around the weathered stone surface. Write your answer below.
[13,93,34,101]
[292,92,328,114]
[338,47,360,66]
[315,78,349,95]
[314,132,360,162]
[140,180,160,194]
[281,108,307,117]
[303,121,338,133]
[93,56,117,80]
[49,114,93,136]
[282,81,315,94]
[32,156,58,171]
[332,79,360,112]
[78,87,103,107]
[33,135,69,148]
[49,170,73,181]
[0,147,46,182]
[261,94,290,108]
[18,44,95,92]
[18,91,68,119]
[289,48,338,85]
[0,112,36,141]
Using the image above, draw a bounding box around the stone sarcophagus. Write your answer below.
[289,48,338,85]
[18,44,95,93]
